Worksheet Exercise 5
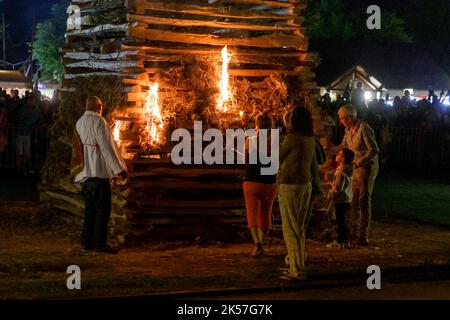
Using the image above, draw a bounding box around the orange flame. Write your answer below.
[113,120,122,145]
[145,82,163,146]
[217,46,231,112]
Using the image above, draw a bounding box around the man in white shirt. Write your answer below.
[75,96,127,253]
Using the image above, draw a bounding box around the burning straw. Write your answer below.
[138,49,295,153]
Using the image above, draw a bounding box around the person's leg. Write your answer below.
[279,184,309,278]
[295,183,311,274]
[344,203,351,245]
[23,135,31,169]
[358,161,379,244]
[243,182,260,230]
[257,184,277,245]
[93,179,112,249]
[305,194,319,236]
[81,179,98,249]
[335,203,347,244]
[243,182,262,256]
[15,135,23,168]
[351,167,363,241]
[279,184,299,276]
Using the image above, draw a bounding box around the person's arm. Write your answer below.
[339,129,348,150]
[310,153,322,195]
[244,137,250,164]
[357,124,380,167]
[330,170,344,199]
[279,133,292,164]
[95,118,127,176]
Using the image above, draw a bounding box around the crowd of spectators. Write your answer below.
[316,83,450,168]
[319,85,450,134]
[0,88,59,172]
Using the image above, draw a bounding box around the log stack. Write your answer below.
[40,0,318,243]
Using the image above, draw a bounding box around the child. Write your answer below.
[329,148,354,247]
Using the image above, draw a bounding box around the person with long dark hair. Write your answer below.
[278,106,316,280]
[243,114,278,257]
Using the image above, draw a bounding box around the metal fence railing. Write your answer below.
[0,127,50,170]
[2,124,449,171]
[333,125,450,169]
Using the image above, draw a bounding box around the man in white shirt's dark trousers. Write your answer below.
[74,96,127,253]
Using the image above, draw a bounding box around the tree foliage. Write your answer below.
[32,1,68,82]
[303,0,413,44]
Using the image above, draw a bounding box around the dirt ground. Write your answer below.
[1,201,450,300]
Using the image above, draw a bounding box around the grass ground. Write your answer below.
[373,171,450,227]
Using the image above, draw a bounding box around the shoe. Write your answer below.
[251,243,263,257]
[81,243,92,250]
[358,238,370,246]
[93,245,119,254]
[81,246,92,252]
[326,241,341,249]
[279,273,307,281]
[338,241,351,249]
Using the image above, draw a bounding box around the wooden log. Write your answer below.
[128,14,300,31]
[66,60,143,71]
[52,202,84,218]
[228,69,310,77]
[131,207,244,216]
[64,72,130,79]
[130,216,245,226]
[129,167,245,178]
[74,0,123,6]
[64,51,138,60]
[122,44,309,56]
[132,198,245,208]
[66,23,128,37]
[132,0,300,20]
[129,26,307,50]
[122,77,150,86]
[45,190,84,209]
[130,178,243,190]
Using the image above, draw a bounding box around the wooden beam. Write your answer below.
[130,178,243,190]
[128,14,300,31]
[66,60,143,71]
[129,26,306,49]
[64,72,127,79]
[131,207,244,216]
[132,0,299,20]
[122,44,307,55]
[130,167,245,178]
[64,51,138,60]
[133,198,245,208]
[66,23,128,37]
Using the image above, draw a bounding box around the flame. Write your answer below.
[145,82,163,146]
[217,46,231,112]
[113,120,122,145]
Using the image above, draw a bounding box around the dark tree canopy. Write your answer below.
[32,1,68,82]
[303,0,413,44]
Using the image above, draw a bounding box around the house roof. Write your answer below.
[311,40,450,90]
[328,65,383,91]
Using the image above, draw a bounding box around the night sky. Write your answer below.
[2,0,60,63]
[1,0,449,65]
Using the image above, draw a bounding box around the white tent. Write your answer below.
[0,70,29,94]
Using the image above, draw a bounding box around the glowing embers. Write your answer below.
[145,82,164,148]
[217,46,232,112]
